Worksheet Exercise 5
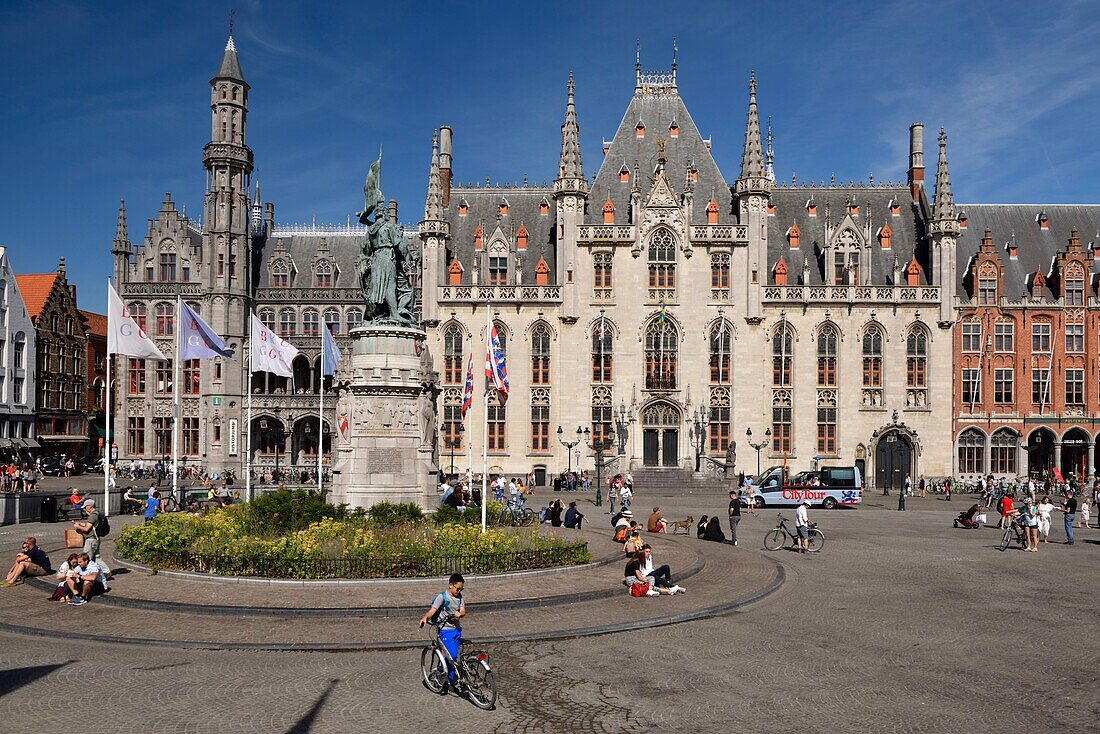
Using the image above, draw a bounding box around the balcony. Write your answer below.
[761,285,941,305]
[438,285,563,304]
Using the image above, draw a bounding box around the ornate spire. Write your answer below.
[932,127,956,223]
[765,116,775,182]
[424,129,444,221]
[557,71,584,181]
[739,71,764,181]
[215,33,245,82]
[112,199,130,253]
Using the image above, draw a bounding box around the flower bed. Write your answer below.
[115,490,589,579]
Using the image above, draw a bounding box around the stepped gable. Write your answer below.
[590,84,732,225]
[955,204,1100,299]
[444,187,557,284]
[766,185,924,285]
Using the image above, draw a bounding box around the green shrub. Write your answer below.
[238,488,348,536]
[367,501,423,527]
[433,499,506,527]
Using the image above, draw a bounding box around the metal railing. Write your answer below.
[122,542,590,579]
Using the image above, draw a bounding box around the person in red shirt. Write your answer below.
[998,493,1015,530]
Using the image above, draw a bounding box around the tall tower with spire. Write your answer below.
[418,129,450,326]
[734,71,773,323]
[553,71,588,321]
[111,199,131,284]
[929,127,959,325]
[202,32,254,464]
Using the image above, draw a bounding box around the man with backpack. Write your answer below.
[71,499,111,578]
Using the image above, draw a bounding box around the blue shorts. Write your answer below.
[439,627,461,662]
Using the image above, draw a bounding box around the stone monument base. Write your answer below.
[329,325,439,511]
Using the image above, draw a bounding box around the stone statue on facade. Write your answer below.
[724,440,737,478]
[357,152,418,327]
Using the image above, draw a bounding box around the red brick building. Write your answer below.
[953,207,1100,480]
[80,310,109,454]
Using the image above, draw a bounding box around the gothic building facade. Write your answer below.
[110,36,1100,487]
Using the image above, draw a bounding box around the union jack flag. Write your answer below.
[461,354,475,419]
[485,322,510,404]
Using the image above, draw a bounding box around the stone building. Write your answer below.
[0,246,36,457]
[952,207,1100,481]
[16,259,87,457]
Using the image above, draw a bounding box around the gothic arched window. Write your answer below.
[644,317,677,390]
[324,309,340,335]
[314,260,334,288]
[128,302,147,332]
[279,309,296,338]
[709,320,732,384]
[906,326,928,389]
[592,317,613,383]
[259,309,275,331]
[772,323,793,387]
[816,324,838,387]
[154,302,174,336]
[530,322,551,385]
[862,325,883,388]
[647,229,676,297]
[443,323,464,384]
[958,428,985,474]
[302,309,319,337]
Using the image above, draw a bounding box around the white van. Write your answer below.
[744,465,862,509]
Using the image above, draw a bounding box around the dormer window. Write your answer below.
[1065,265,1085,305]
[488,253,508,285]
[1037,211,1049,230]
[635,121,645,139]
[958,211,968,229]
[848,200,859,216]
[978,276,997,305]
[516,224,529,250]
[707,199,719,225]
[906,258,921,286]
[602,199,615,224]
[539,198,549,215]
[689,167,698,182]
[889,197,901,217]
[535,258,550,286]
[806,199,817,217]
[877,224,892,250]
[457,199,469,216]
[314,260,334,288]
[668,121,679,138]
[447,259,463,286]
[499,199,509,216]
[474,225,484,250]
[773,258,789,286]
[1031,273,1044,299]
[1006,234,1018,260]
[786,223,800,250]
[619,165,629,183]
[271,260,290,288]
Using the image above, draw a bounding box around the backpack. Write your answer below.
[95,514,111,538]
[613,525,630,543]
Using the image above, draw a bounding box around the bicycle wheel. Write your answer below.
[806,529,825,553]
[496,510,509,527]
[520,508,536,527]
[163,497,180,513]
[421,646,448,694]
[463,658,497,710]
[997,528,1011,552]
[763,529,786,551]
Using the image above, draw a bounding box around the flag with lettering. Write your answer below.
[461,354,475,419]
[485,323,510,404]
[107,283,167,360]
[179,300,234,361]
[249,313,298,377]
[321,324,342,377]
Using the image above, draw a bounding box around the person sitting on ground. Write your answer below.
[614,509,633,530]
[640,543,685,594]
[549,498,564,527]
[624,550,674,596]
[696,515,709,539]
[624,526,644,555]
[49,553,81,602]
[704,515,727,543]
[65,553,109,606]
[214,482,232,507]
[647,507,668,534]
[563,501,585,529]
[3,537,52,586]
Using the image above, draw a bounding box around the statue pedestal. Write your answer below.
[330,325,439,511]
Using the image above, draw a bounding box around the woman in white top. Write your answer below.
[1036,495,1056,543]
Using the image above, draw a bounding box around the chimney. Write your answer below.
[907,122,925,202]
[58,256,66,277]
[264,202,275,237]
[439,125,453,207]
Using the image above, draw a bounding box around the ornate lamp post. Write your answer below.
[583,426,616,507]
[746,426,771,477]
[557,425,582,475]
[615,400,634,456]
[444,423,464,480]
[691,402,709,473]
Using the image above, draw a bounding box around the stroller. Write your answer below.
[953,503,983,529]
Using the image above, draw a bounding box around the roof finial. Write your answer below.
[765,116,775,182]
[556,71,584,183]
[635,40,641,88]
[423,129,444,222]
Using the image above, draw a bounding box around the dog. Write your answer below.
[669,516,694,535]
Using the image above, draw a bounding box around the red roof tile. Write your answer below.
[13,273,59,320]
[79,310,108,337]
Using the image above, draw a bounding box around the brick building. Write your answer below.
[79,310,109,456]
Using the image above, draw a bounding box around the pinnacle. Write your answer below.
[424,130,444,222]
[932,127,955,222]
[113,199,130,252]
[738,71,765,182]
[557,71,584,183]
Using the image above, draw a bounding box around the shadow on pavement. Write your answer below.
[286,678,339,733]
[0,661,74,698]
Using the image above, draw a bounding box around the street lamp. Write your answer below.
[615,400,633,456]
[746,426,771,477]
[691,402,709,473]
[583,426,616,507]
[557,425,583,475]
[444,423,464,480]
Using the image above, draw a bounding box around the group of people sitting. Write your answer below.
[543,499,585,528]
[3,538,109,606]
[694,515,729,542]
[611,508,687,596]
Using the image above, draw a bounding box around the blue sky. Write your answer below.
[3,0,1100,312]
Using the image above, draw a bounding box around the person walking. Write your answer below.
[1037,495,1056,543]
[1020,498,1040,552]
[727,489,741,546]
[1060,491,1077,545]
[607,478,618,515]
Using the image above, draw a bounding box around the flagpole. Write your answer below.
[318,328,324,493]
[246,312,253,502]
[104,277,112,516]
[482,304,491,534]
[172,295,181,501]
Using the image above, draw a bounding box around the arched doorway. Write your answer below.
[1060,428,1090,481]
[292,417,332,467]
[641,401,681,467]
[875,430,913,492]
[1026,428,1056,478]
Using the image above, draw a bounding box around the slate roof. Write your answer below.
[443,187,556,284]
[955,204,1100,299]
[590,90,733,225]
[255,230,419,290]
[215,36,245,82]
[14,273,59,320]
[766,186,925,285]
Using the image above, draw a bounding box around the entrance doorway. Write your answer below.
[875,431,913,492]
[641,401,682,468]
[1027,428,1055,478]
[1060,428,1089,481]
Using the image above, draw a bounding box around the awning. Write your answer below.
[22,438,41,449]
[0,438,15,449]
[39,435,90,442]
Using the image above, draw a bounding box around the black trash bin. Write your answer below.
[41,496,58,523]
[553,477,562,492]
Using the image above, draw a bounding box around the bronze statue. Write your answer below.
[357,152,418,327]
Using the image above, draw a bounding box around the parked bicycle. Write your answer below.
[763,513,825,552]
[420,619,496,710]
[497,500,535,527]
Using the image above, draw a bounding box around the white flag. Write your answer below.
[250,313,298,377]
[108,283,167,360]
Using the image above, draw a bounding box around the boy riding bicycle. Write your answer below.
[418,573,466,679]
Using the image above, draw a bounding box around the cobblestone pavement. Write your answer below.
[1,492,1097,732]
